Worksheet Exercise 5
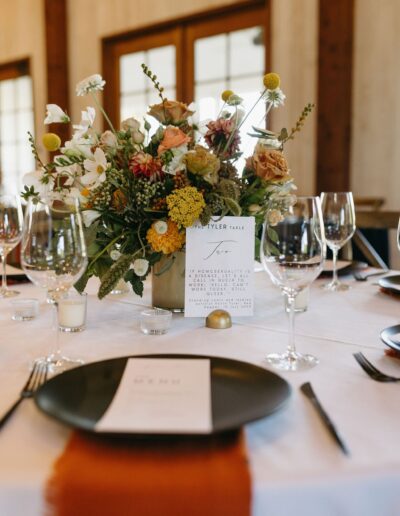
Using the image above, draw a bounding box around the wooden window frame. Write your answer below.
[102,1,270,130]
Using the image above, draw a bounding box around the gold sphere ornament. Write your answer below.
[205,309,232,329]
[221,89,234,102]
[263,72,280,90]
[42,132,61,152]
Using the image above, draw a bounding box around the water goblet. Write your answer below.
[261,196,325,371]
[21,197,88,372]
[321,192,356,291]
[0,194,23,298]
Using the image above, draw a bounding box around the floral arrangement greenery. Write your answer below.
[22,68,313,299]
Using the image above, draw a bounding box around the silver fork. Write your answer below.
[353,352,400,382]
[353,270,388,281]
[0,361,48,429]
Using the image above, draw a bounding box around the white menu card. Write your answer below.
[95,358,212,434]
[185,216,255,317]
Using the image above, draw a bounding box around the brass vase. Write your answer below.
[152,251,185,312]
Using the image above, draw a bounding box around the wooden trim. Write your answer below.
[44,0,70,142]
[0,59,30,81]
[355,211,400,230]
[316,0,354,193]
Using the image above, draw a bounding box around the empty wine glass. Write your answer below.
[321,192,356,291]
[261,196,325,371]
[397,217,400,252]
[21,197,88,372]
[0,194,23,298]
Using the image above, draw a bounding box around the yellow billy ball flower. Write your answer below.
[42,132,61,151]
[263,73,280,91]
[221,89,234,102]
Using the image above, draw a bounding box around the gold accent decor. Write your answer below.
[206,309,232,329]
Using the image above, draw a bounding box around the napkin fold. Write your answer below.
[46,429,251,516]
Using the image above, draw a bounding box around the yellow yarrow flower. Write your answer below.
[167,186,206,228]
[146,219,185,254]
[221,90,234,102]
[263,73,280,91]
[42,132,61,151]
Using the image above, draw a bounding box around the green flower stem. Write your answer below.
[87,233,125,272]
[237,89,267,133]
[91,92,116,134]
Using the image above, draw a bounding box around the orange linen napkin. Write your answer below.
[46,429,251,516]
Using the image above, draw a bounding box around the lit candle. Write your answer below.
[58,293,87,332]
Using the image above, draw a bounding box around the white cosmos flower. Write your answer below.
[81,147,108,187]
[23,170,55,196]
[76,74,106,96]
[44,104,70,124]
[263,88,286,108]
[132,258,149,277]
[54,162,83,186]
[162,144,188,175]
[82,209,101,227]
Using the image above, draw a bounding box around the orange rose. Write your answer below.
[148,100,194,125]
[158,126,191,155]
[246,144,290,181]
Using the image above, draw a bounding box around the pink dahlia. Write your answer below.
[204,118,241,159]
[129,152,164,182]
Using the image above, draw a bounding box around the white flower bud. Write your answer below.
[100,130,117,148]
[154,220,168,235]
[121,117,141,132]
[132,258,149,277]
[131,130,145,144]
[110,250,121,261]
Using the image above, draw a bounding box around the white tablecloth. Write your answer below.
[1,272,400,516]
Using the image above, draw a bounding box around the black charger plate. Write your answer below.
[35,354,291,436]
[379,275,400,294]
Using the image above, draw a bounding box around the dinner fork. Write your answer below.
[0,361,48,429]
[353,352,400,382]
[353,270,388,281]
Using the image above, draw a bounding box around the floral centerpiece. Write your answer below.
[22,67,313,301]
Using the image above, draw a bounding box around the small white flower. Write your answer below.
[162,144,188,175]
[23,170,55,197]
[82,209,101,227]
[263,88,286,108]
[81,148,109,187]
[226,94,243,106]
[100,130,118,148]
[121,117,141,132]
[154,220,168,235]
[132,258,149,277]
[110,250,121,261]
[76,74,106,96]
[44,104,70,124]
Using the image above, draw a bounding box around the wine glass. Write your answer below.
[0,194,23,298]
[21,197,88,372]
[321,192,356,291]
[261,196,325,371]
[397,217,400,252]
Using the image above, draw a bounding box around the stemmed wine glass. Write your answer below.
[397,217,400,252]
[21,197,88,372]
[261,196,325,371]
[0,194,23,298]
[321,192,356,291]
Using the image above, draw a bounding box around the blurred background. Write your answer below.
[0,0,399,264]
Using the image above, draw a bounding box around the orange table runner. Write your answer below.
[46,429,251,516]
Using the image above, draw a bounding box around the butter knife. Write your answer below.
[300,382,349,456]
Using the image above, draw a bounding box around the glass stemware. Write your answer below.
[321,192,356,291]
[397,217,400,252]
[261,196,325,371]
[0,194,23,298]
[21,197,88,372]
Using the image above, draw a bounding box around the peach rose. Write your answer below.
[158,126,191,155]
[246,144,290,181]
[148,100,194,125]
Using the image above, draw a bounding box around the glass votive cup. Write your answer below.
[110,279,130,295]
[10,298,39,321]
[284,287,310,313]
[58,292,87,332]
[140,308,172,335]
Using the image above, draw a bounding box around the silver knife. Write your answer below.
[300,382,350,456]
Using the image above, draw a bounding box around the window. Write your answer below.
[103,3,269,168]
[0,60,35,195]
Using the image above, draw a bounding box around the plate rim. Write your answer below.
[35,353,292,437]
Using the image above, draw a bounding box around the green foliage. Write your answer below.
[98,253,134,299]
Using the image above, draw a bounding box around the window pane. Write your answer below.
[1,143,18,174]
[16,76,33,109]
[195,80,225,120]
[229,27,264,77]
[0,80,16,112]
[195,34,227,83]
[16,110,34,137]
[147,45,175,87]
[19,142,35,176]
[148,87,176,106]
[0,112,17,143]
[120,52,146,94]
[120,92,147,121]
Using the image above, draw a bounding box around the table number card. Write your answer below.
[185,216,255,317]
[96,358,212,434]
